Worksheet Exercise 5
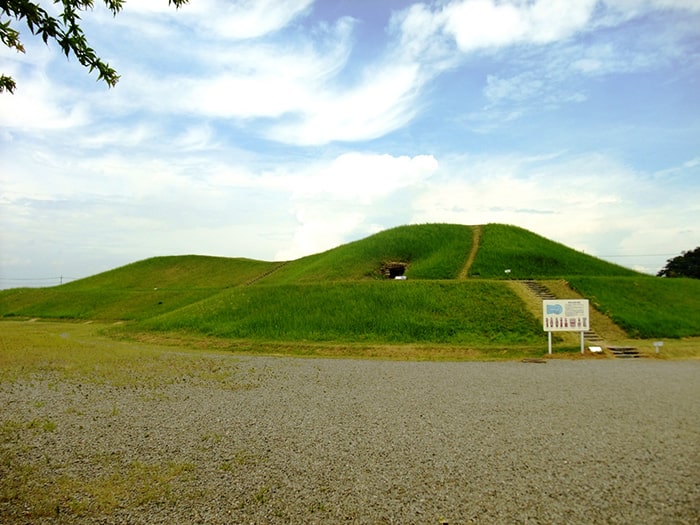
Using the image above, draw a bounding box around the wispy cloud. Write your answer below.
[266,62,423,145]
[186,0,315,40]
[121,0,314,40]
[390,0,700,129]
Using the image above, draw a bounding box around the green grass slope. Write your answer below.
[0,256,279,321]
[470,224,640,278]
[256,223,475,284]
[138,281,543,345]
[63,255,278,290]
[0,287,222,321]
[568,276,700,338]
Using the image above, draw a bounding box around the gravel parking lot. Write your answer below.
[2,357,699,524]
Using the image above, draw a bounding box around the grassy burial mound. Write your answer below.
[255,223,476,284]
[1,223,699,349]
[469,224,639,279]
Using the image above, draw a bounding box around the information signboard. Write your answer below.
[543,299,589,332]
[542,299,590,354]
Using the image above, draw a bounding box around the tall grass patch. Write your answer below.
[139,281,543,344]
[568,276,700,338]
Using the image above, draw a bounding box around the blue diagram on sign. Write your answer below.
[546,304,563,315]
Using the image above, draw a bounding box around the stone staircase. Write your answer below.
[521,280,606,349]
[522,279,557,300]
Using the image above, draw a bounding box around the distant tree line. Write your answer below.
[657,247,700,279]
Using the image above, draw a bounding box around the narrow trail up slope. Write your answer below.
[244,261,289,286]
[458,225,481,280]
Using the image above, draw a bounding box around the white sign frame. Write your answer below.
[542,299,590,354]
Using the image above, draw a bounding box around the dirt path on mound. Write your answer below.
[458,224,482,279]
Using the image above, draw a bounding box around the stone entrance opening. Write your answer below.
[381,262,407,279]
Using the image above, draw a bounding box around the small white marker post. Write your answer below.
[653,341,664,354]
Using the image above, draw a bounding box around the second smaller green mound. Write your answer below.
[62,255,278,290]
[0,256,280,321]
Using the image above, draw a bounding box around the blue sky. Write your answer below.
[1,0,699,287]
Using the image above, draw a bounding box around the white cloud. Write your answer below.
[0,47,91,131]
[2,131,697,281]
[293,152,437,202]
[135,15,427,146]
[403,0,700,57]
[186,0,314,40]
[406,0,599,54]
[390,3,455,68]
[121,0,314,40]
[386,0,692,135]
[484,73,544,104]
[409,152,699,274]
[0,89,89,131]
[602,0,700,14]
[274,152,439,259]
[107,17,356,127]
[77,123,162,150]
[267,62,423,145]
[277,207,368,261]
[173,125,219,151]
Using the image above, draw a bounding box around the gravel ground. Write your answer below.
[1,357,699,524]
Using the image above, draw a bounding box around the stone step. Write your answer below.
[607,346,646,358]
[584,331,605,343]
[522,280,557,300]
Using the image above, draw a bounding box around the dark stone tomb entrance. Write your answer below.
[381,262,407,279]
